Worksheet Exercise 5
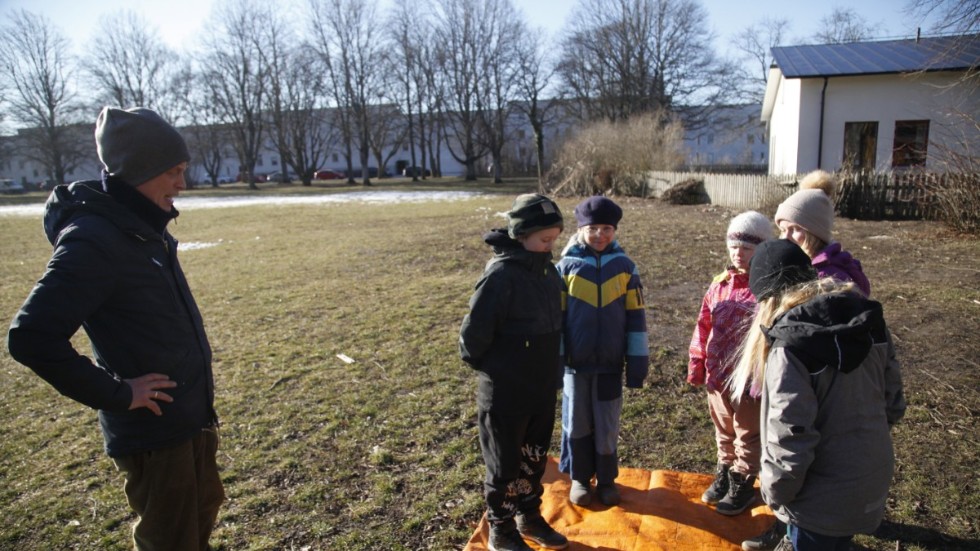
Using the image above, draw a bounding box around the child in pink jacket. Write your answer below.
[688,211,773,516]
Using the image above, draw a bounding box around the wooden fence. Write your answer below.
[645,170,965,220]
[836,172,937,220]
[644,171,804,211]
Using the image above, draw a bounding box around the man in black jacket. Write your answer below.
[8,107,223,550]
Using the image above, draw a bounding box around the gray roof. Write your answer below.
[771,34,979,78]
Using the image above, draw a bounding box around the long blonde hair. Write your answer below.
[728,277,856,398]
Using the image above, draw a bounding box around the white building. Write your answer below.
[762,33,979,174]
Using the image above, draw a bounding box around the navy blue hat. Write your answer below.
[574,196,623,228]
[749,240,818,300]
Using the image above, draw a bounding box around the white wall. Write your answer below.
[771,71,978,174]
[768,77,803,174]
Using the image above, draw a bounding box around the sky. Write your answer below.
[1,0,940,56]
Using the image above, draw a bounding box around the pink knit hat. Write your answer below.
[774,189,834,244]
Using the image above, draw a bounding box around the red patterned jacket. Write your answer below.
[688,268,757,393]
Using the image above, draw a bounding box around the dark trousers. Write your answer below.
[789,523,854,551]
[113,427,224,551]
[478,408,555,529]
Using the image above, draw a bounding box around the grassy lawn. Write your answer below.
[0,180,977,550]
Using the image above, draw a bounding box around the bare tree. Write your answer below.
[83,11,180,113]
[512,31,560,184]
[433,0,515,181]
[465,1,524,183]
[259,9,295,183]
[387,0,432,181]
[731,16,789,103]
[280,46,339,186]
[556,0,730,129]
[309,0,387,186]
[813,7,878,44]
[0,10,86,185]
[366,103,407,177]
[184,76,233,187]
[199,0,269,189]
[907,0,979,34]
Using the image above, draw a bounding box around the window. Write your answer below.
[892,120,929,168]
[332,153,339,163]
[843,121,878,170]
[747,134,755,145]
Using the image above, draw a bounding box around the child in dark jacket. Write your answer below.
[459,194,569,551]
[730,240,905,551]
[556,196,648,507]
[688,211,773,516]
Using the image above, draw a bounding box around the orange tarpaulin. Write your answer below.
[464,457,775,551]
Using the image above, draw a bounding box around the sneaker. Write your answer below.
[488,526,533,551]
[773,536,794,551]
[742,519,787,550]
[701,463,731,504]
[596,483,621,506]
[715,470,756,516]
[516,514,569,550]
[569,480,592,506]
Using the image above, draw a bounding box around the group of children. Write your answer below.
[459,170,905,551]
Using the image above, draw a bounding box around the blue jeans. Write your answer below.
[788,523,854,551]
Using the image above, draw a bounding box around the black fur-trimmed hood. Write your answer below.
[763,292,886,374]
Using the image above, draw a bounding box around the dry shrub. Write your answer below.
[544,110,685,197]
[919,172,980,234]
[660,178,709,205]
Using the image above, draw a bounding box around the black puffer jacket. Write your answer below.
[7,180,215,457]
[459,229,564,414]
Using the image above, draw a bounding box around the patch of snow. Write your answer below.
[178,241,221,251]
[0,190,486,218]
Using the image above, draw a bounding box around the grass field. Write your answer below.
[1,180,977,550]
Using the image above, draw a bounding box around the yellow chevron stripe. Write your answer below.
[565,275,598,307]
[566,273,635,308]
[600,273,631,307]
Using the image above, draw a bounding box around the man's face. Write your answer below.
[136,162,188,212]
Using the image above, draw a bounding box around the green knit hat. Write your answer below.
[506,193,564,239]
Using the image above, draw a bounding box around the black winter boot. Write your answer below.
[715,470,756,515]
[701,463,731,504]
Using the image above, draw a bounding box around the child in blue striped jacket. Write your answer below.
[556,196,649,507]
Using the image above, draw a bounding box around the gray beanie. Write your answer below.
[95,107,190,187]
[506,193,564,239]
[774,189,834,244]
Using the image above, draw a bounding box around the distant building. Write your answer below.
[682,104,768,172]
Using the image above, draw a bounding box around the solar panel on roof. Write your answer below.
[772,34,980,78]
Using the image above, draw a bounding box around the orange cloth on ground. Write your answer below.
[464,457,775,551]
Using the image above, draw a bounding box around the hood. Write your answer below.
[763,292,885,374]
[43,180,159,246]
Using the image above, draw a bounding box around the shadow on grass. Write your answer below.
[863,519,980,550]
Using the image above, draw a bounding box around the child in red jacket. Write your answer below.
[688,211,773,516]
